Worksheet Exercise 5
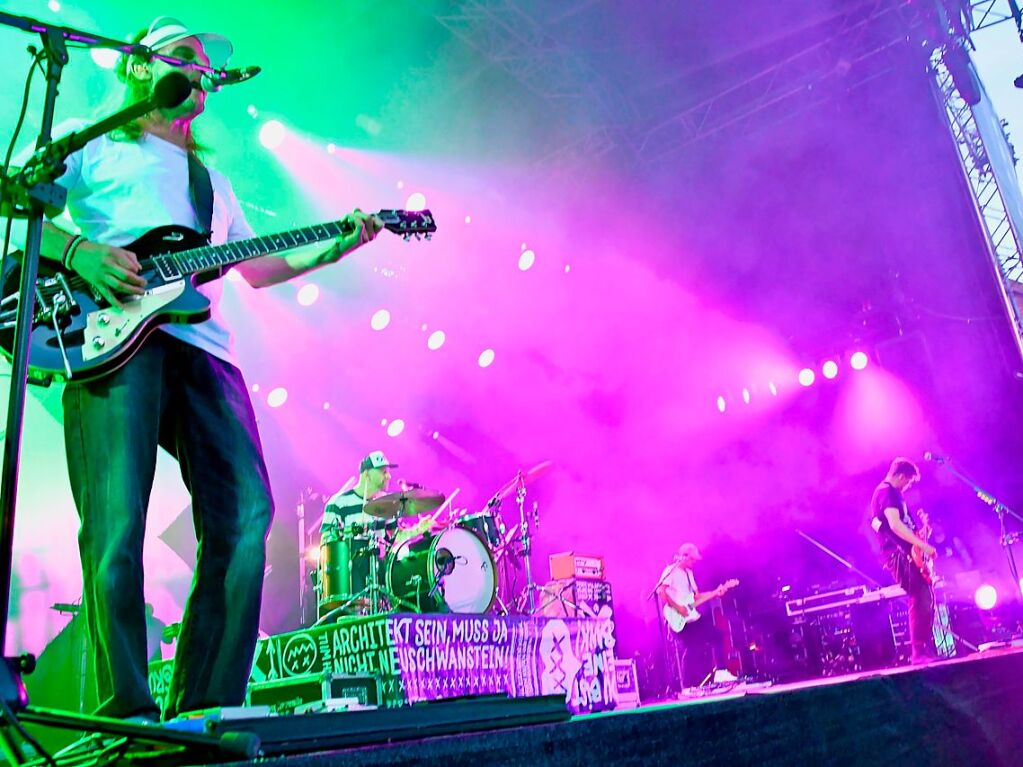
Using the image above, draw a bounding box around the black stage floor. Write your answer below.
[184,645,1023,766]
[17,645,1023,766]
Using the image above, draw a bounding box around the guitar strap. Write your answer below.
[187,151,214,241]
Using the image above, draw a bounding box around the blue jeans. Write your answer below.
[63,334,274,719]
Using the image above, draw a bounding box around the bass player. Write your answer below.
[869,457,938,664]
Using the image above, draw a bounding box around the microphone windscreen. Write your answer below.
[153,71,193,108]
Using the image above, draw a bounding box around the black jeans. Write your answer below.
[667,613,719,689]
[884,549,935,661]
[63,334,274,719]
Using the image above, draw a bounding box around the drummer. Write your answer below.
[321,450,398,543]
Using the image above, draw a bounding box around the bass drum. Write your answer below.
[386,527,496,613]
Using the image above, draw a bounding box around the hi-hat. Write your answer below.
[362,488,445,519]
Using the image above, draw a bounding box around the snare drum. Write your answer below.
[386,527,496,613]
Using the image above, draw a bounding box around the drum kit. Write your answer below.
[310,460,552,624]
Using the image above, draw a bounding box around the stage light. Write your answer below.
[768,381,778,396]
[564,265,571,273]
[267,387,288,408]
[251,383,260,393]
[432,431,440,440]
[1018,577,1023,597]
[717,396,727,413]
[798,368,815,387]
[850,351,869,370]
[323,402,330,410]
[90,48,119,69]
[465,215,472,224]
[822,360,839,379]
[427,330,446,350]
[305,545,320,564]
[478,349,496,368]
[518,250,536,271]
[48,0,60,11]
[259,120,286,150]
[297,284,319,306]
[327,143,337,155]
[975,584,998,610]
[742,388,750,405]
[397,180,405,189]
[387,419,405,437]
[405,192,426,211]
[370,309,391,331]
[247,105,258,118]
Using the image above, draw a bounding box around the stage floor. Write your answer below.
[191,644,1023,766]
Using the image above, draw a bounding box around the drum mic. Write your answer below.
[400,480,424,491]
[923,451,945,463]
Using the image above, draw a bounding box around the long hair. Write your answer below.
[112,28,204,155]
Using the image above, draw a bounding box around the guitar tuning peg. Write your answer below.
[403,234,411,242]
[414,233,422,241]
[425,234,432,241]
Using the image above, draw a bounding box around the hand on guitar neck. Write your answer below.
[662,578,739,633]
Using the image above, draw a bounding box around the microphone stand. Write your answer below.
[928,454,1023,601]
[0,12,262,763]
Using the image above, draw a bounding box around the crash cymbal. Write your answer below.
[488,460,553,503]
[362,488,446,519]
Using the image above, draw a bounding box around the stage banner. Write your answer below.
[149,613,616,715]
[389,613,617,713]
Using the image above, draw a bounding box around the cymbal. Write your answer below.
[362,488,446,519]
[488,460,553,504]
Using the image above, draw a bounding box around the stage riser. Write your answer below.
[218,650,1023,766]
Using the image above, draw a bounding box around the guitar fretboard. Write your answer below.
[152,220,353,280]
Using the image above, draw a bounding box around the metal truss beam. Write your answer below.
[932,48,1023,360]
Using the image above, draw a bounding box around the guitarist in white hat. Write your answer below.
[12,15,383,724]
[657,542,738,690]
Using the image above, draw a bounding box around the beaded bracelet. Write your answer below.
[63,236,86,272]
[60,234,84,270]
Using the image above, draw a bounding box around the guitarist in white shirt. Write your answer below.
[657,543,737,689]
[12,16,383,724]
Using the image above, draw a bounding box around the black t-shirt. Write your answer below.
[870,481,915,555]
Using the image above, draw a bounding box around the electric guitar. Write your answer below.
[910,509,937,585]
[663,578,739,633]
[0,209,436,385]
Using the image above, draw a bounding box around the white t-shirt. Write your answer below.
[660,562,699,614]
[15,119,254,366]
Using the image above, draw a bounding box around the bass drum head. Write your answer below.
[387,527,496,613]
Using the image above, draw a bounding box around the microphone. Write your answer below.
[923,451,945,464]
[200,66,262,92]
[17,72,192,191]
[152,71,193,109]
[399,480,423,491]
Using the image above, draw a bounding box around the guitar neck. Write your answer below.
[164,218,355,278]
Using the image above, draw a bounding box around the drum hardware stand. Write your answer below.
[509,477,576,616]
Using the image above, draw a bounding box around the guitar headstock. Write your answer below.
[378,209,437,240]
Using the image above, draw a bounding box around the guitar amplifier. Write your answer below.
[549,551,605,581]
[540,578,614,623]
